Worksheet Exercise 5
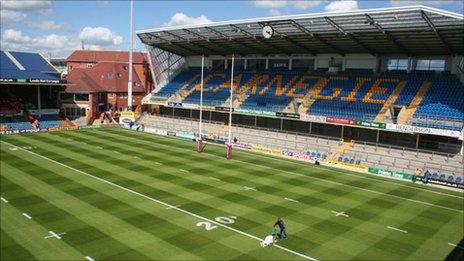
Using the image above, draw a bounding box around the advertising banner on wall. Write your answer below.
[275,112,300,119]
[368,167,413,181]
[326,117,355,125]
[215,106,233,113]
[251,145,282,157]
[386,123,462,139]
[144,126,167,136]
[183,103,199,109]
[356,120,386,129]
[299,114,326,123]
[235,108,276,117]
[119,111,135,125]
[281,149,317,163]
[167,102,183,108]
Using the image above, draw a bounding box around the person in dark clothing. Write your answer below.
[273,217,287,239]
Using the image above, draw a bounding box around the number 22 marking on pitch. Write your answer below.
[197,216,237,231]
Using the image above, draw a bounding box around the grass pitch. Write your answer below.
[1,127,463,260]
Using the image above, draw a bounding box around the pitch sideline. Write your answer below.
[1,141,318,261]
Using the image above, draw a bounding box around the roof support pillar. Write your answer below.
[37,85,41,118]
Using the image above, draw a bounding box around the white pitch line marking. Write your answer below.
[110,132,464,212]
[0,197,8,203]
[85,256,95,261]
[9,147,17,151]
[165,205,181,210]
[243,186,257,191]
[2,141,316,261]
[387,226,407,233]
[331,210,349,217]
[448,242,464,250]
[154,162,162,165]
[95,146,103,149]
[209,177,221,181]
[113,151,121,154]
[133,156,141,159]
[44,231,66,239]
[284,197,299,203]
[179,169,189,173]
[22,213,32,219]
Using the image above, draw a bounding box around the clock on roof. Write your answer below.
[262,25,274,39]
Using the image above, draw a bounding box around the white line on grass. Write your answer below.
[101,130,464,212]
[113,151,121,154]
[179,169,189,173]
[154,162,162,165]
[243,186,257,191]
[387,226,407,233]
[209,177,221,181]
[44,231,66,239]
[166,205,181,210]
[448,242,464,250]
[22,213,32,219]
[85,256,95,261]
[331,210,349,217]
[284,197,299,203]
[2,141,317,261]
[0,197,8,203]
[133,156,141,159]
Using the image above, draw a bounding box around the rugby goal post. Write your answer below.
[226,143,233,160]
[197,138,205,153]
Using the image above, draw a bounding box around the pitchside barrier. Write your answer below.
[137,125,464,190]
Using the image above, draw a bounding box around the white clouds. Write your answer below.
[1,29,69,51]
[292,1,323,9]
[269,9,282,16]
[28,20,62,30]
[166,13,212,26]
[0,10,26,25]
[253,0,288,9]
[252,0,322,10]
[325,0,359,12]
[251,0,322,15]
[0,0,52,10]
[1,26,123,57]
[389,0,453,7]
[0,0,53,25]
[79,27,123,46]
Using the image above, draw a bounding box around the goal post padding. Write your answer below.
[226,143,233,160]
[197,139,205,153]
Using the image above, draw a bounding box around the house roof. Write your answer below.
[67,50,148,64]
[0,51,62,83]
[66,62,145,93]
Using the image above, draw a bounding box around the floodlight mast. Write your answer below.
[127,0,134,110]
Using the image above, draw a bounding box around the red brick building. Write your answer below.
[61,50,154,121]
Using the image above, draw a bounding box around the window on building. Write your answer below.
[86,63,93,68]
[60,93,74,101]
[74,93,89,101]
[416,59,445,71]
[123,65,128,70]
[387,59,408,70]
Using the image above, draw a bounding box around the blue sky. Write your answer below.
[1,0,463,58]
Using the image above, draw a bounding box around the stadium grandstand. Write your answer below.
[137,5,464,184]
[0,50,73,134]
[1,4,464,261]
